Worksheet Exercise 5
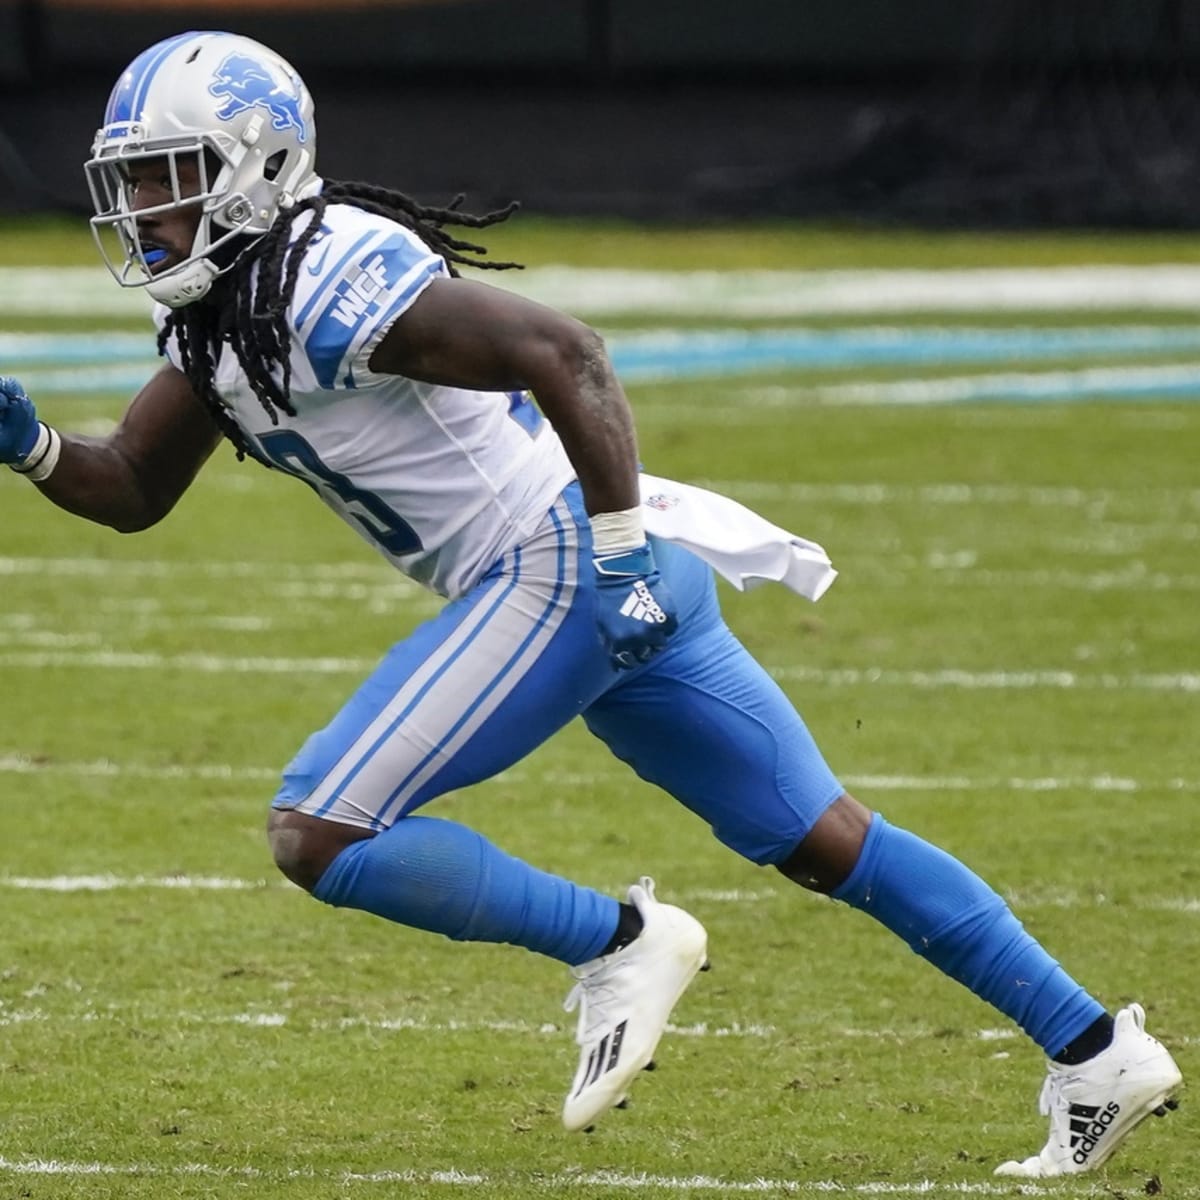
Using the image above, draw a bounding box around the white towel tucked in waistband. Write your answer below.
[638,473,837,602]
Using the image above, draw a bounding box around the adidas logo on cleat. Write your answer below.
[572,1019,629,1098]
[1069,1100,1121,1166]
[993,1003,1181,1178]
[619,581,669,624]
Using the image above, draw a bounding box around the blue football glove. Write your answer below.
[593,542,679,670]
[0,376,40,464]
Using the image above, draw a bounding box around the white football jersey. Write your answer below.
[155,198,575,598]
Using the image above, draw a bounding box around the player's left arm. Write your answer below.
[368,275,677,668]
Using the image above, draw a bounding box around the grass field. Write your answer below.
[0,217,1196,1198]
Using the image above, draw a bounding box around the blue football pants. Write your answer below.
[274,482,844,861]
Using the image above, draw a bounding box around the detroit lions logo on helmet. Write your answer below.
[208,52,308,142]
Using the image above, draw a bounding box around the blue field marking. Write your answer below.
[0,333,153,364]
[9,326,1200,401]
[606,326,1200,381]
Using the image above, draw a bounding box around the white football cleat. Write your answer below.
[995,1003,1183,1177]
[561,876,708,1132]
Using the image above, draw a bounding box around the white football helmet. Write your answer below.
[86,30,319,307]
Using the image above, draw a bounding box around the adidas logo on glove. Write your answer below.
[619,579,670,624]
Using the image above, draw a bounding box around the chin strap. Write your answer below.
[147,257,221,308]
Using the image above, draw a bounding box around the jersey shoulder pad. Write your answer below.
[290,205,447,390]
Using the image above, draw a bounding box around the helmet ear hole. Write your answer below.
[263,149,287,182]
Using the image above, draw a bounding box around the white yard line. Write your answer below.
[6,479,1200,510]
[0,754,276,781]
[3,1002,1197,1051]
[694,478,1200,511]
[0,1155,1134,1194]
[8,568,1200,604]
[0,648,373,673]
[810,363,1200,407]
[771,665,1200,692]
[495,264,1200,318]
[0,874,281,891]
[0,555,413,585]
[12,262,1200,318]
[2,753,1199,796]
[0,648,1196,692]
[0,1005,771,1040]
[1,873,1195,919]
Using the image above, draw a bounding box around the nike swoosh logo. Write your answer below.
[306,241,332,276]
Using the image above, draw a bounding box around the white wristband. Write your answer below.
[590,505,645,555]
[11,422,62,483]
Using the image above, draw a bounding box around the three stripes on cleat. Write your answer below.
[582,956,712,1133]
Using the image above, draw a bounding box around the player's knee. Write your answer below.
[775,792,873,894]
[267,808,372,893]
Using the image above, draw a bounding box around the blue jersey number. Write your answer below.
[257,429,422,556]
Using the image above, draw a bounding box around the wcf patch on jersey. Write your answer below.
[329,254,391,330]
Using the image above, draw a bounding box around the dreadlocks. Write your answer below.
[156,181,522,458]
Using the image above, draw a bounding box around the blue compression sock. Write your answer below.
[832,814,1104,1056]
[312,815,618,967]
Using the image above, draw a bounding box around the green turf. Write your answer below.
[0,220,1196,1198]
[9,210,1200,269]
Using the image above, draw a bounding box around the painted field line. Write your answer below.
[5,1003,1198,1052]
[638,364,1200,407]
[0,648,372,673]
[811,363,1200,407]
[8,566,1200,608]
[6,364,157,394]
[839,773,1200,795]
[14,261,1200,318]
[7,554,1200,597]
[0,1005,772,1040]
[6,477,1200,513]
[0,554,413,586]
[0,1157,1132,1195]
[915,566,1200,594]
[3,754,1199,797]
[11,325,1200,366]
[697,478,1200,511]
[1,648,1196,694]
[0,874,282,892]
[18,327,1200,397]
[771,665,1200,694]
[8,568,1200,606]
[498,264,1200,318]
[2,875,1196,921]
[8,565,1200,603]
[32,361,1200,402]
[0,754,277,781]
[192,471,1198,512]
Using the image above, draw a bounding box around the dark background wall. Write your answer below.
[1,0,1198,227]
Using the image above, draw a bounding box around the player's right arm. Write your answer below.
[0,365,222,532]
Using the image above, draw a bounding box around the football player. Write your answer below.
[0,31,1181,1171]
